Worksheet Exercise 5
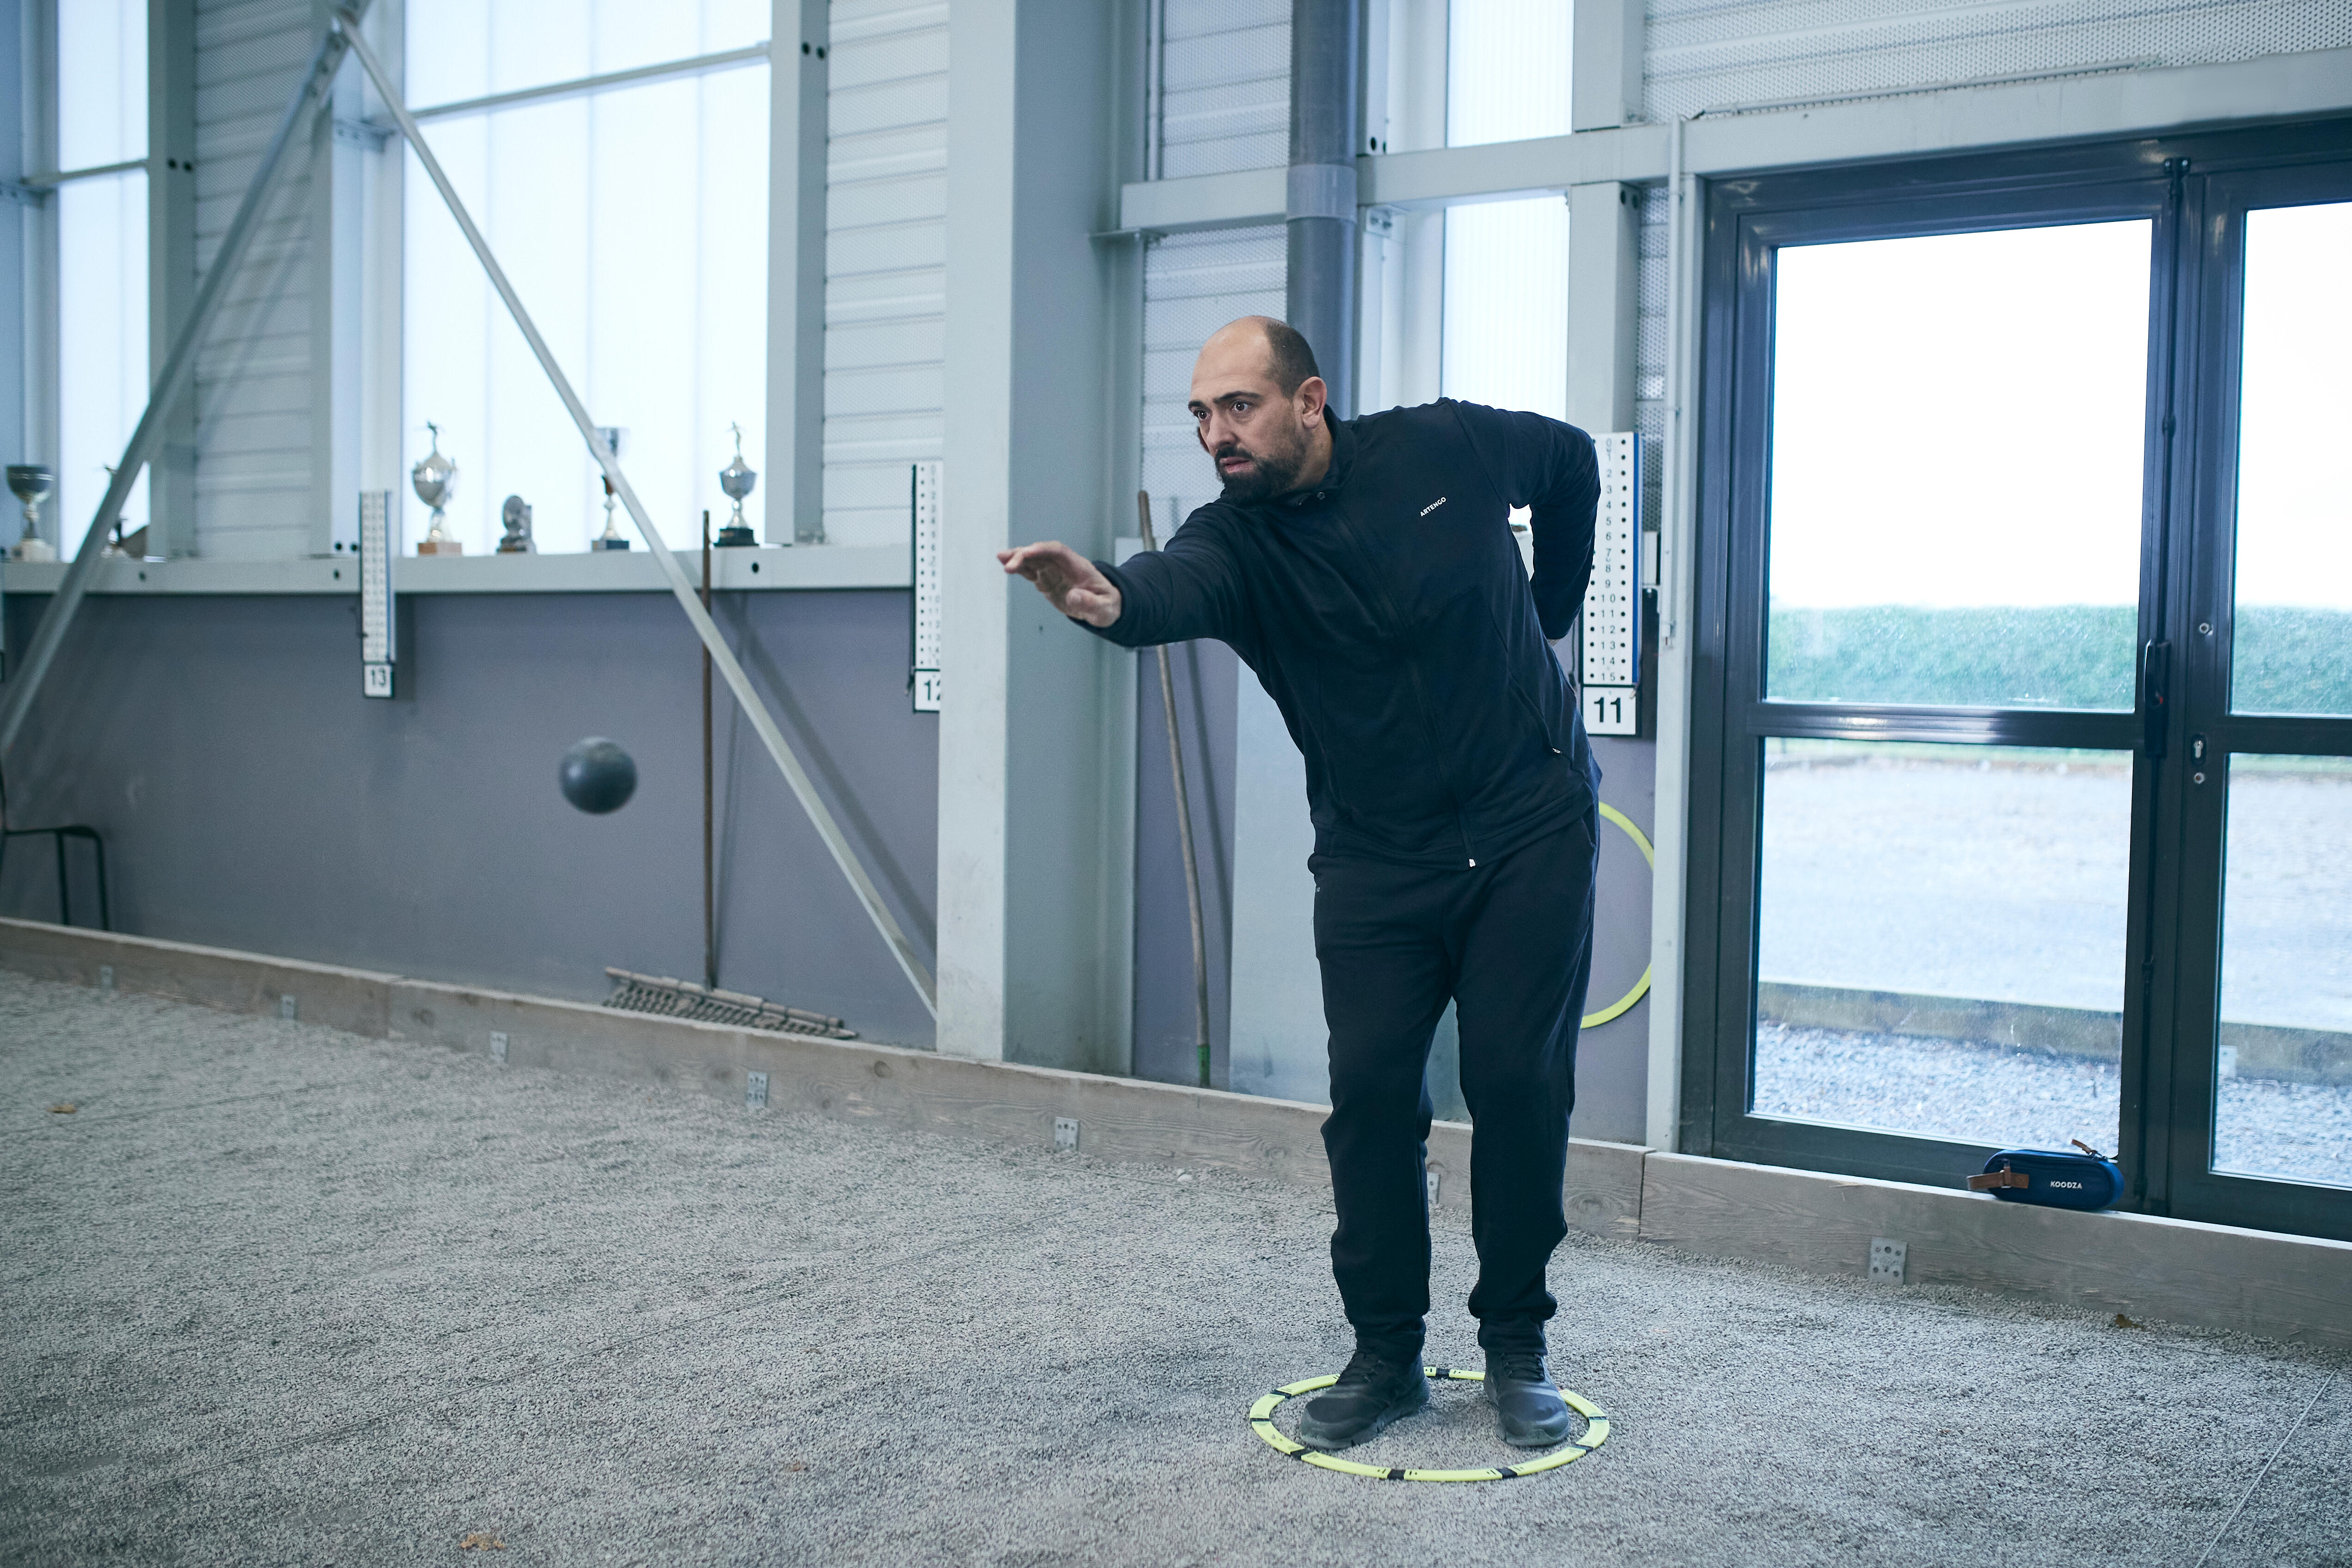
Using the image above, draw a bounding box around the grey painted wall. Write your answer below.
[0,587,940,1045]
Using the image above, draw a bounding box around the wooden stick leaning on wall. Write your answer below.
[703,511,716,992]
[1137,492,1212,1088]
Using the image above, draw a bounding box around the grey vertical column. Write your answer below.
[148,0,197,558]
[768,0,827,545]
[1284,0,1357,414]
[1,0,25,478]
[1570,0,1645,132]
[1564,182,1639,433]
[935,0,1129,1068]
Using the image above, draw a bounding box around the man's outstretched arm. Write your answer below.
[1000,518,1243,648]
[999,542,1122,627]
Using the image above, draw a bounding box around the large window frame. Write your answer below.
[1683,117,2352,1242]
[387,19,776,558]
[18,0,157,563]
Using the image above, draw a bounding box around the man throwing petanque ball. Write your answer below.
[1001,316,1602,1452]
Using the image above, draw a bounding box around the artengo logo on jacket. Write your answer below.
[1420,497,1447,516]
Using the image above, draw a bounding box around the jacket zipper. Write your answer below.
[1323,496,1479,867]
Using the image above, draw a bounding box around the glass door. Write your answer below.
[1687,122,2352,1240]
[1694,176,2163,1188]
[2157,164,2352,1236]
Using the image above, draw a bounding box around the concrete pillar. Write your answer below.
[1564,181,1640,433]
[935,0,1131,1072]
[147,0,196,559]
[1285,0,1358,412]
[1571,0,1645,131]
[767,0,827,546]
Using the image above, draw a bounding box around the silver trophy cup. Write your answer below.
[6,465,56,562]
[716,423,758,547]
[411,423,460,554]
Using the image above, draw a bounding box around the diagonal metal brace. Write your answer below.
[334,14,938,1018]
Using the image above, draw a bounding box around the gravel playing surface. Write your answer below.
[5,971,2348,1566]
[1754,1023,2352,1187]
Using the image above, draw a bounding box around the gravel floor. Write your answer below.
[5,971,2349,1567]
[1754,1023,2352,1188]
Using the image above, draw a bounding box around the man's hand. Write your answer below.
[999,542,1122,628]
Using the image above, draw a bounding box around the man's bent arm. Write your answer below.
[1453,402,1601,641]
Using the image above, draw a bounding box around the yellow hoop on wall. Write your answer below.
[1581,802,1655,1030]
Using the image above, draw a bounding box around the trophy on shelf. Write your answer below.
[411,423,462,555]
[592,427,629,550]
[715,423,758,547]
[6,464,56,562]
[496,494,535,554]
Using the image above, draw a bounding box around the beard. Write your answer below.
[1210,428,1310,504]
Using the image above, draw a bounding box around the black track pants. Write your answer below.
[1312,811,1599,1358]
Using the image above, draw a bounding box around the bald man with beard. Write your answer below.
[1002,316,1602,1453]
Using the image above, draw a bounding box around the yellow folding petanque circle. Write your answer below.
[1248,1368,1611,1482]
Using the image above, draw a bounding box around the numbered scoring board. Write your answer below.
[358,491,395,700]
[1576,432,1641,737]
[910,462,943,712]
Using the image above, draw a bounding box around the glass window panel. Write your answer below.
[2212,755,2352,1189]
[57,0,146,171]
[407,0,769,109]
[1440,196,1568,422]
[2230,201,2352,718]
[56,172,151,560]
[1445,0,1569,148]
[1767,223,2150,710]
[1752,740,2131,1151]
[402,68,769,555]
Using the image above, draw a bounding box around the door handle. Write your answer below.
[2141,640,2170,759]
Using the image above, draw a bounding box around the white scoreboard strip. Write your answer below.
[359,492,395,699]
[910,462,943,713]
[1579,432,1641,736]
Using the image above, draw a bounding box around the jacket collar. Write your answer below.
[1276,414,1354,508]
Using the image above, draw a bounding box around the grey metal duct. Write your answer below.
[1285,0,1358,415]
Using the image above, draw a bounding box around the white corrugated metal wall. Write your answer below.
[1141,0,1292,526]
[1155,0,1290,178]
[1139,225,1287,529]
[822,0,947,549]
[1645,0,2352,118]
[191,0,316,560]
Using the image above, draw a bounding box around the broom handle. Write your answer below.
[1138,492,1212,1089]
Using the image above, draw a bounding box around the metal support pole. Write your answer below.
[1285,0,1359,415]
[703,511,717,992]
[337,15,938,1018]
[0,7,371,755]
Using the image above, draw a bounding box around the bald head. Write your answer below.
[1207,315,1320,394]
[1189,317,1333,503]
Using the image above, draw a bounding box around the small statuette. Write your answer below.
[6,464,57,562]
[592,426,631,550]
[716,422,758,547]
[411,422,462,555]
[496,493,535,554]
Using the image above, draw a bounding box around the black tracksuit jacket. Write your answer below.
[1090,399,1603,869]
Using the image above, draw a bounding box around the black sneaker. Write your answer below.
[1484,1348,1573,1447]
[1295,1348,1428,1451]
